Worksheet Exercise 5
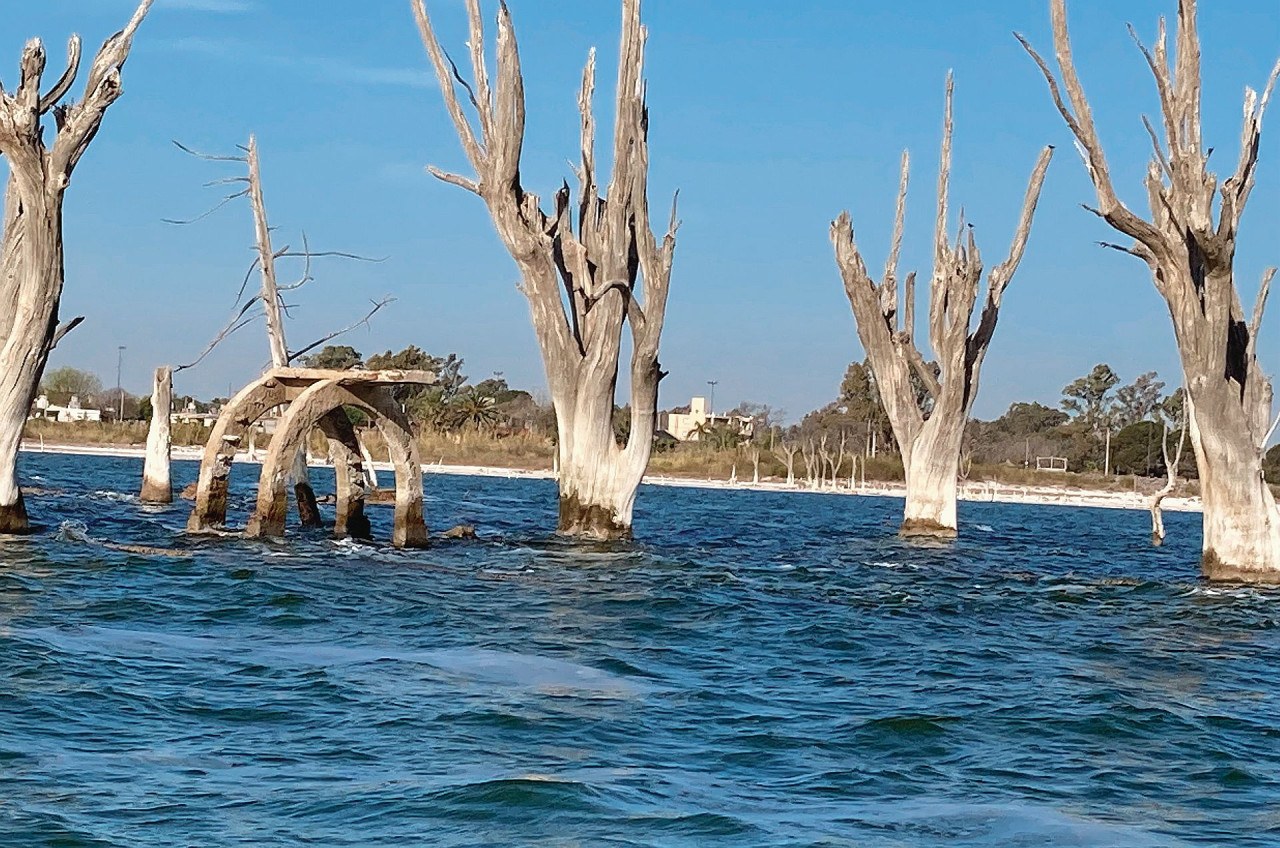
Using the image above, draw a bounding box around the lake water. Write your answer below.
[2,452,1278,846]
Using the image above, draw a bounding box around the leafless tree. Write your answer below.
[833,73,1052,537]
[775,442,800,486]
[802,438,819,490]
[1020,0,1280,580]
[1150,410,1188,546]
[413,0,677,540]
[0,1,151,533]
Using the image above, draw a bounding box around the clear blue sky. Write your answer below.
[7,0,1280,421]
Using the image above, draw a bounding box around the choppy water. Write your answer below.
[2,453,1279,846]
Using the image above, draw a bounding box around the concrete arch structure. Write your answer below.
[244,379,427,547]
[187,367,434,548]
[186,372,290,533]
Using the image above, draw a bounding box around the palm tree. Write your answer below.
[452,391,498,432]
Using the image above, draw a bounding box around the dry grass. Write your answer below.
[22,420,1204,497]
[23,419,210,448]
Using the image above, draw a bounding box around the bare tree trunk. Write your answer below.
[245,136,320,527]
[0,2,151,532]
[141,366,172,503]
[1022,0,1280,579]
[833,74,1052,538]
[1150,414,1188,546]
[802,439,818,489]
[751,447,761,484]
[780,444,797,486]
[834,431,848,491]
[415,0,676,540]
[902,414,966,534]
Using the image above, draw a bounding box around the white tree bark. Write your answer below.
[0,1,152,533]
[1149,412,1187,546]
[140,366,172,503]
[414,0,676,539]
[833,74,1052,537]
[245,136,320,527]
[1022,0,1280,580]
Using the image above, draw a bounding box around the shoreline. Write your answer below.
[19,440,1202,515]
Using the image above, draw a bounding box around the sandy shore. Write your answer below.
[19,439,1202,514]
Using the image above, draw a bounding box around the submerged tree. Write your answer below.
[414,0,678,539]
[1020,0,1280,580]
[0,1,152,533]
[832,74,1053,537]
[139,366,174,503]
[1150,396,1188,546]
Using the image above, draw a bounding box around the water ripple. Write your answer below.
[2,453,1279,846]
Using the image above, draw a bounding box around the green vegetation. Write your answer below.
[27,348,1216,494]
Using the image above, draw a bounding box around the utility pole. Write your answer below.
[706,380,718,417]
[116,345,126,422]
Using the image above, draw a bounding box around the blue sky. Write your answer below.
[7,0,1280,421]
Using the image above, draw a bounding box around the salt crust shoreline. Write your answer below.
[19,440,1202,515]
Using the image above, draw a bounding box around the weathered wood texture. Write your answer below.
[1150,412,1188,547]
[141,365,173,503]
[414,0,677,540]
[1021,0,1280,580]
[833,74,1052,537]
[244,136,325,525]
[0,0,151,533]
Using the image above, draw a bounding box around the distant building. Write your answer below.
[30,394,102,423]
[661,396,754,442]
[171,401,220,428]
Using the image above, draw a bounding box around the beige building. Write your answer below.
[662,396,754,442]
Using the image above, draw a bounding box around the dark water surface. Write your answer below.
[2,453,1279,846]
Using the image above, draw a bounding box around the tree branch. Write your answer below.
[1016,4,1165,251]
[174,298,263,373]
[426,165,480,194]
[1248,267,1276,364]
[49,316,85,350]
[287,297,396,364]
[38,36,81,115]
[411,0,486,175]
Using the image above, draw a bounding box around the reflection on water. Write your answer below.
[1,452,1278,847]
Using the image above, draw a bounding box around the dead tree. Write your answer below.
[1020,0,1280,580]
[832,431,849,490]
[140,366,172,503]
[244,136,320,526]
[0,1,151,533]
[171,136,389,528]
[1150,412,1188,546]
[414,0,677,540]
[776,442,799,486]
[802,439,819,490]
[832,74,1052,537]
